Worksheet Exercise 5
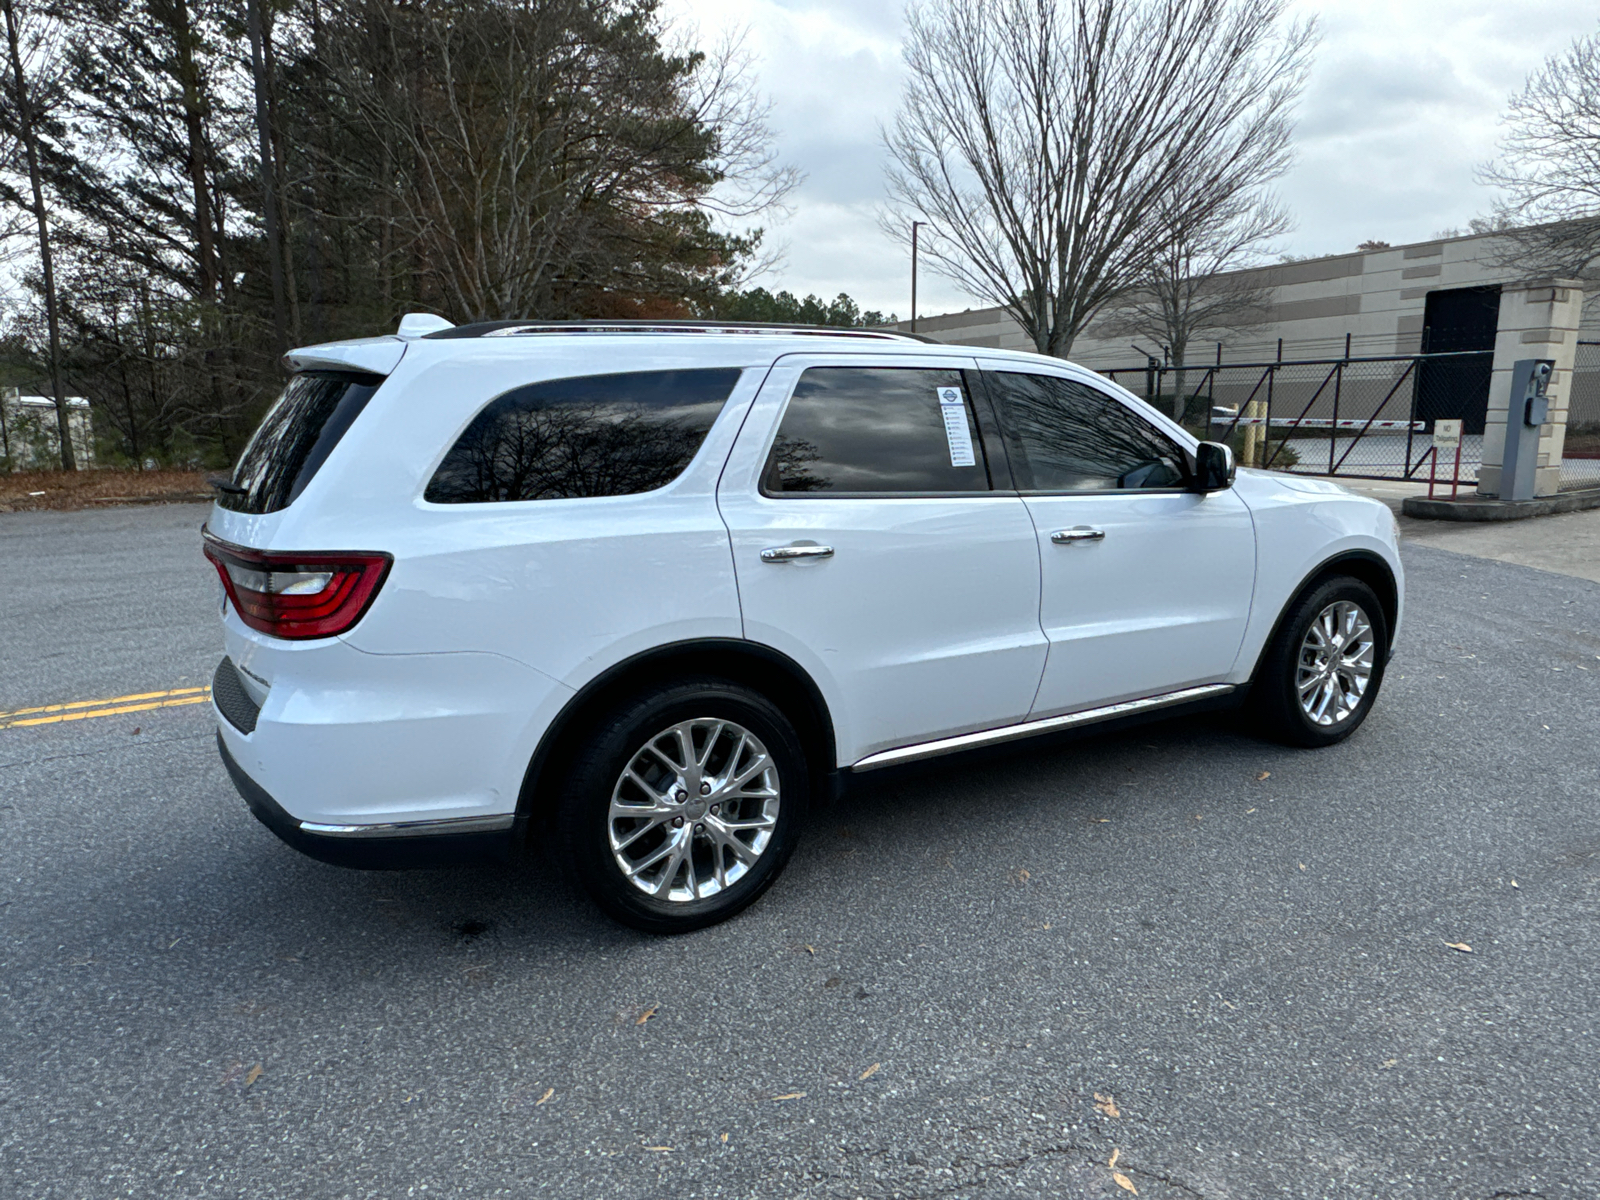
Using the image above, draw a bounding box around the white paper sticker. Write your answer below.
[937,388,976,467]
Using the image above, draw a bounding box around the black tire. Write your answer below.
[1250,575,1389,748]
[557,677,809,934]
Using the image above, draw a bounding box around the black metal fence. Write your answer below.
[1563,341,1600,492]
[1095,349,1493,484]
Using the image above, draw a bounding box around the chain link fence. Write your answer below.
[1563,341,1600,492]
[1099,352,1492,485]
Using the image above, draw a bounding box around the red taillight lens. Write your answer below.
[203,531,391,640]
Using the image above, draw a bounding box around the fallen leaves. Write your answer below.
[535,1088,554,1106]
[859,1063,880,1081]
[1298,862,1307,872]
[644,1145,673,1153]
[1245,808,1257,814]
[1010,867,1031,883]
[1093,1092,1121,1118]
[1444,941,1473,954]
[244,1064,263,1087]
[770,1092,806,1101]
[635,1005,658,1025]
[1108,1148,1120,1168]
[1113,1171,1139,1194]
[1256,771,1271,781]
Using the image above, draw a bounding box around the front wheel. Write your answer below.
[1250,576,1388,747]
[558,678,809,933]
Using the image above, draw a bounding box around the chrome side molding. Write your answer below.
[849,684,1237,772]
[299,813,515,839]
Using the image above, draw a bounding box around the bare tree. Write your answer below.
[1,0,73,467]
[1478,24,1600,280]
[1097,189,1290,420]
[883,0,1315,358]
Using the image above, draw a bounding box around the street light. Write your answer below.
[911,221,926,333]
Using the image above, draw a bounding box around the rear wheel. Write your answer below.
[1251,576,1388,747]
[558,678,808,933]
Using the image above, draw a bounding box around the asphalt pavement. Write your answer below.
[2,502,1598,1199]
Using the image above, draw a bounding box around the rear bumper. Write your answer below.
[217,732,515,870]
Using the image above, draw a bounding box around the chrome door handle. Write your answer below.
[1051,526,1105,544]
[760,543,835,563]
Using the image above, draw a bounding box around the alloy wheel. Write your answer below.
[1295,600,1375,726]
[608,718,780,902]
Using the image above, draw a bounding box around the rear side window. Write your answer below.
[987,372,1188,491]
[762,367,990,495]
[221,371,383,514]
[425,369,742,504]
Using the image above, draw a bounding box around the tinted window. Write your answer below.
[763,367,990,495]
[221,371,383,514]
[989,372,1188,491]
[426,369,741,504]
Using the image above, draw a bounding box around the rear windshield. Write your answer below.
[219,371,384,514]
[425,368,742,504]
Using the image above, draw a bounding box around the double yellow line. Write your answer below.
[0,687,212,730]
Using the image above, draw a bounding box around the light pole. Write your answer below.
[910,221,926,333]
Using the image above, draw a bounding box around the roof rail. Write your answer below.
[422,318,938,344]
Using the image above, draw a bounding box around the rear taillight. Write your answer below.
[203,531,391,640]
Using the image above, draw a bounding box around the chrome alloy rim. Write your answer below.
[608,719,780,902]
[1296,601,1375,726]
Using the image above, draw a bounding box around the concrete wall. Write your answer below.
[897,227,1600,370]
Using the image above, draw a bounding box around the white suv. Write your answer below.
[206,318,1403,932]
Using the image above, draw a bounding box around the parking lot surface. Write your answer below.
[2,502,1598,1199]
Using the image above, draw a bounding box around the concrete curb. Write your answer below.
[1402,487,1600,522]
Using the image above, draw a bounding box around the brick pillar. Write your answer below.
[1478,278,1584,498]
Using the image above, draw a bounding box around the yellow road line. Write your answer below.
[0,688,212,730]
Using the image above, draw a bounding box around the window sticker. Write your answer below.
[937,387,976,467]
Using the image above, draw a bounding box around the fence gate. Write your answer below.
[1100,349,1492,486]
[1562,341,1600,492]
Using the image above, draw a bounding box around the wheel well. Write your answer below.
[1312,551,1398,641]
[1248,550,1399,684]
[512,640,836,843]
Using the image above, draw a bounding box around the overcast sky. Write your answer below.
[667,0,1600,320]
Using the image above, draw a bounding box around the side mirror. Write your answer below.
[1191,441,1235,492]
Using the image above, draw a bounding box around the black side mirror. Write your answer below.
[1192,441,1235,492]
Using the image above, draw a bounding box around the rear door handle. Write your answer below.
[1051,526,1105,544]
[761,543,835,563]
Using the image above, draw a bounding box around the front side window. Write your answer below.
[987,372,1188,492]
[762,367,990,495]
[223,371,384,514]
[425,368,742,503]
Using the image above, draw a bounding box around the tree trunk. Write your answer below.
[3,0,75,470]
[162,0,220,299]
[246,0,288,355]
[1171,341,1188,424]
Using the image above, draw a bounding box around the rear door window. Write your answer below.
[987,372,1188,492]
[221,371,384,514]
[425,369,742,503]
[762,366,991,495]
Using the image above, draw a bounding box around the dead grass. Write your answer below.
[0,468,213,513]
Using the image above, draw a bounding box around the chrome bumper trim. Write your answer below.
[849,684,1237,772]
[298,813,516,839]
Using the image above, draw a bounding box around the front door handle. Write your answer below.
[1051,526,1106,544]
[761,543,835,563]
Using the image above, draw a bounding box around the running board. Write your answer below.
[849,684,1237,772]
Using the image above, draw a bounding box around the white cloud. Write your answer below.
[670,0,1600,315]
